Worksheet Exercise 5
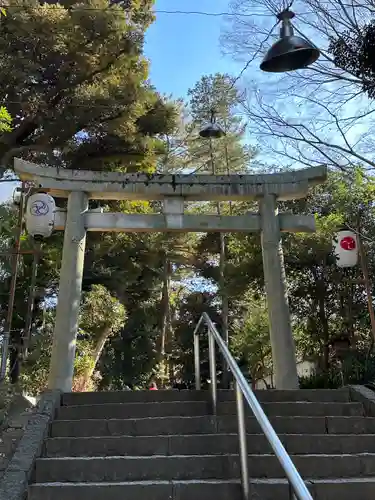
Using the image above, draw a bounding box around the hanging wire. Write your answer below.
[0,11,271,114]
[226,19,280,93]
[181,20,281,177]
[0,5,275,17]
[0,2,290,176]
[0,4,283,112]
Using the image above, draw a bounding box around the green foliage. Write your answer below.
[0,0,177,175]
[20,311,54,395]
[231,296,272,383]
[99,301,161,390]
[186,73,256,176]
[76,285,126,390]
[172,291,220,387]
[21,285,126,393]
[79,284,126,343]
[0,107,11,132]
[300,351,375,389]
[188,73,241,126]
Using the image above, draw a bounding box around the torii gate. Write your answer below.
[14,159,327,392]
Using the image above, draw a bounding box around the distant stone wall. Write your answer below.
[254,360,317,390]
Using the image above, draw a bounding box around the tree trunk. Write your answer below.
[317,282,330,372]
[159,252,172,386]
[220,232,230,387]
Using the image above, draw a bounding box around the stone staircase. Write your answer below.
[29,388,375,500]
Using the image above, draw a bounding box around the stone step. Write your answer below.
[56,401,363,420]
[44,433,375,458]
[221,401,361,417]
[34,453,375,482]
[27,478,375,500]
[61,388,351,406]
[57,402,209,420]
[50,415,375,438]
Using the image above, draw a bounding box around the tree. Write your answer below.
[0,0,181,391]
[81,228,184,390]
[185,74,255,385]
[231,294,272,387]
[0,0,177,175]
[224,167,375,385]
[20,309,55,395]
[172,291,220,387]
[74,284,126,391]
[329,20,375,100]
[222,0,375,170]
[187,73,254,175]
[20,284,126,394]
[0,200,63,385]
[282,169,375,367]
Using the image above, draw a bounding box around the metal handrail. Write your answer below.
[193,312,313,500]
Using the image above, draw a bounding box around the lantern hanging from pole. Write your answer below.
[25,193,56,240]
[332,229,358,268]
[260,10,320,73]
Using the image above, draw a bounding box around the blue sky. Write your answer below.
[0,0,241,203]
[145,0,242,99]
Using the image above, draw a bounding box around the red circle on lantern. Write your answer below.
[340,236,356,251]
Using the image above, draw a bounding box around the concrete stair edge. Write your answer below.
[28,478,375,500]
[33,453,375,482]
[61,388,351,406]
[49,415,375,438]
[43,432,375,457]
[55,401,364,420]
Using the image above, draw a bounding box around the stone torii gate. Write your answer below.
[14,159,327,392]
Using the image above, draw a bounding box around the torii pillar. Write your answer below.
[14,159,327,391]
[48,191,88,391]
[260,194,297,389]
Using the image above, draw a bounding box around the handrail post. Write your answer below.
[194,329,201,391]
[236,381,250,500]
[208,327,217,415]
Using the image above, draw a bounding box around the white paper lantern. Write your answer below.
[333,230,358,267]
[25,193,56,239]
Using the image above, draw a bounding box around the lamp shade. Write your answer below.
[260,10,320,73]
[199,122,225,139]
[260,36,320,73]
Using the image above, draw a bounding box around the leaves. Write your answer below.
[0,106,11,132]
[0,0,176,174]
[79,284,126,342]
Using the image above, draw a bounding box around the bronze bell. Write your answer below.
[260,10,320,73]
[199,122,225,139]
